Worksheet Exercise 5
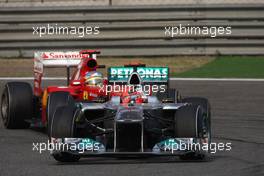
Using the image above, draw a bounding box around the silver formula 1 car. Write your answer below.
[49,64,211,162]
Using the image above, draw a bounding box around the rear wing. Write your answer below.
[33,50,99,96]
[107,66,169,84]
[34,50,99,70]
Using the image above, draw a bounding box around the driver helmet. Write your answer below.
[85,71,103,86]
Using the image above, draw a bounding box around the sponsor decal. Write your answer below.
[108,67,169,82]
[34,51,93,60]
[41,52,83,59]
[33,58,44,73]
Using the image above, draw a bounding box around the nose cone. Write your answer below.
[116,107,144,122]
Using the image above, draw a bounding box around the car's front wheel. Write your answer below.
[181,97,211,151]
[49,104,80,162]
[46,91,74,136]
[178,97,211,160]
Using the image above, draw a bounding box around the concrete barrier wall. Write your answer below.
[1,0,264,7]
[0,4,263,57]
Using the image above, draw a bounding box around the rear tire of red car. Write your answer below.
[50,105,80,162]
[1,82,32,129]
[47,91,74,137]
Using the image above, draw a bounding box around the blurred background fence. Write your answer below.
[0,0,263,57]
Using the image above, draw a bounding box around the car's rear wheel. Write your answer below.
[50,104,80,162]
[1,82,32,129]
[47,91,74,136]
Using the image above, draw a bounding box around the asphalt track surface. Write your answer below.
[0,79,264,176]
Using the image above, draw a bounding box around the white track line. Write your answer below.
[1,77,264,81]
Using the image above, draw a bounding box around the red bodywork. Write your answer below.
[34,50,108,125]
[33,49,154,126]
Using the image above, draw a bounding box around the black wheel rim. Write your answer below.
[1,91,9,126]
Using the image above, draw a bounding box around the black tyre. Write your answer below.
[181,97,210,119]
[181,97,211,146]
[53,152,80,163]
[1,82,33,129]
[50,105,77,138]
[47,91,74,136]
[50,105,80,162]
[179,97,212,160]
[174,104,203,138]
[179,152,206,161]
[156,88,177,103]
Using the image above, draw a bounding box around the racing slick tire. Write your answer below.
[47,91,74,136]
[156,88,178,103]
[174,104,203,138]
[53,152,80,163]
[50,104,80,162]
[179,152,206,161]
[1,82,32,129]
[181,97,211,148]
[181,97,211,120]
[179,97,211,160]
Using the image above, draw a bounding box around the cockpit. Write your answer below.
[84,71,104,87]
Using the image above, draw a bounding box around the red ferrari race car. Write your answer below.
[1,49,108,130]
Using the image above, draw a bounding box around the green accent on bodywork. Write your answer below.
[80,138,95,145]
[161,138,180,147]
[152,138,180,152]
[78,138,105,152]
